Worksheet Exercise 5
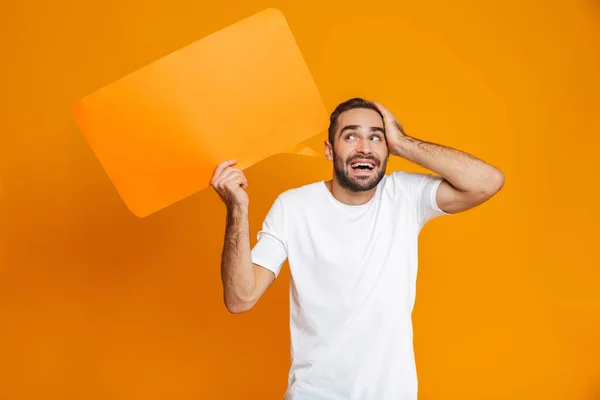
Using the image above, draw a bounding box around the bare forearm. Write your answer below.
[392,135,504,193]
[221,204,255,308]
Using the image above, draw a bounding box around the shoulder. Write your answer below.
[385,170,445,202]
[277,181,323,206]
[389,169,428,183]
[381,170,413,195]
[389,170,443,188]
[265,181,322,223]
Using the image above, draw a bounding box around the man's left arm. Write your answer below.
[373,101,505,215]
[392,135,505,214]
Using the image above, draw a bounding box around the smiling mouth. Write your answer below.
[350,161,376,171]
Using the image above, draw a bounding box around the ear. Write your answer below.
[324,140,334,161]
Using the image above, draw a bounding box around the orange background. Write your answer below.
[1,1,599,399]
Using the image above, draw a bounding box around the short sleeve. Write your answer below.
[251,195,288,278]
[392,171,450,229]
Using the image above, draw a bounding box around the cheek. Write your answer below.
[335,153,347,165]
[335,155,350,169]
[376,149,389,164]
[333,146,351,161]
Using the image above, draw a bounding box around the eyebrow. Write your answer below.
[339,125,385,137]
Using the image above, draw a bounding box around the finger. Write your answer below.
[214,167,240,185]
[371,100,387,114]
[230,170,248,190]
[372,101,403,131]
[372,101,395,119]
[214,168,247,190]
[393,119,405,134]
[231,170,248,190]
[223,169,248,189]
[221,174,247,193]
[213,159,237,181]
[212,159,237,183]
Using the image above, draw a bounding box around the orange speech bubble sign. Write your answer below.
[72,8,328,218]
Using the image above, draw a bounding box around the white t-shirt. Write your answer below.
[251,170,449,400]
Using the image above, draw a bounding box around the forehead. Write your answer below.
[337,108,384,131]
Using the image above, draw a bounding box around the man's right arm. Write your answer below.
[221,203,275,314]
[211,159,279,314]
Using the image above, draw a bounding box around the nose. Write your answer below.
[356,137,372,153]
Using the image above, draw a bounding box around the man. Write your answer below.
[211,98,504,399]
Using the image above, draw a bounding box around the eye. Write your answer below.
[345,134,356,140]
[370,136,382,141]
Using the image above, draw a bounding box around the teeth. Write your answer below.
[352,162,373,169]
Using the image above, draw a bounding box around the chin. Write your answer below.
[338,168,385,192]
[349,180,379,192]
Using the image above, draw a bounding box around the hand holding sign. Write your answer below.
[210,160,250,209]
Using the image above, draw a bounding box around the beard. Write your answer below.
[333,151,387,192]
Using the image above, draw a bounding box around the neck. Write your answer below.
[324,177,377,206]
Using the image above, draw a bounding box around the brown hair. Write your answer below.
[327,98,383,144]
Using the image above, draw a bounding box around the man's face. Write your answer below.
[326,108,389,192]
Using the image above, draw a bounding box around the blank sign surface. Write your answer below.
[73,8,328,217]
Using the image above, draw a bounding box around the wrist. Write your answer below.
[227,202,249,215]
[390,135,414,159]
